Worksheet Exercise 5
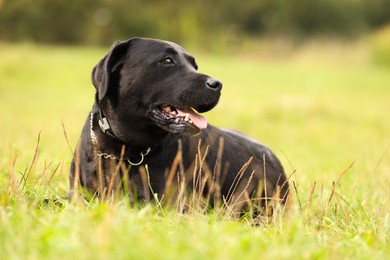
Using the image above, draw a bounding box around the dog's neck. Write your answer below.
[96,105,123,143]
[89,110,152,166]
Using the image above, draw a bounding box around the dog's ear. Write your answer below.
[91,39,131,102]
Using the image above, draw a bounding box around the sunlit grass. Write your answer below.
[1,41,390,259]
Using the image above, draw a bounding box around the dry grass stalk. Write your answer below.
[120,163,133,205]
[61,120,73,154]
[107,145,126,196]
[292,181,302,211]
[138,165,150,203]
[262,153,268,212]
[20,131,41,190]
[6,151,18,196]
[212,137,224,208]
[72,140,81,203]
[307,181,317,209]
[226,156,253,204]
[163,139,183,201]
[231,170,255,212]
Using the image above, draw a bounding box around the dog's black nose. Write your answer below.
[206,78,222,91]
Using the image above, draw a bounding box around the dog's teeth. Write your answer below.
[184,113,190,122]
[162,105,171,113]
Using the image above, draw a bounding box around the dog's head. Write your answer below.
[91,37,222,146]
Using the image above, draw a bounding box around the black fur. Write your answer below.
[69,37,289,212]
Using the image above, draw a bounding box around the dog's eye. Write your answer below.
[161,57,174,65]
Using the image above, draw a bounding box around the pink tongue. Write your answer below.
[176,108,208,129]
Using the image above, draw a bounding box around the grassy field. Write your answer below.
[1,40,390,259]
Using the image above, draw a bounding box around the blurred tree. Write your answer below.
[0,0,389,46]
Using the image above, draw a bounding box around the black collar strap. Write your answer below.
[97,106,124,143]
[90,112,151,166]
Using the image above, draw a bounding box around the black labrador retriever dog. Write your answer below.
[69,37,289,214]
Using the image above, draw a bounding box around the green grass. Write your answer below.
[1,41,390,259]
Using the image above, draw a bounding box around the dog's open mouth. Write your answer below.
[161,105,208,129]
[151,104,208,135]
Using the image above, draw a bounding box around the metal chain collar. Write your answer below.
[90,112,151,166]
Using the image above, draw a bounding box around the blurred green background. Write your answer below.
[1,0,390,48]
[2,0,390,67]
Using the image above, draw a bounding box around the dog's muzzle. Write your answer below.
[151,105,207,135]
[150,77,222,135]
